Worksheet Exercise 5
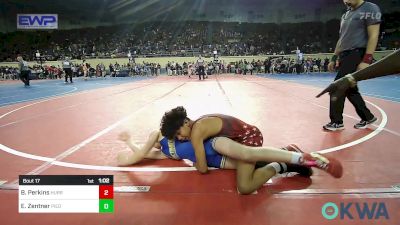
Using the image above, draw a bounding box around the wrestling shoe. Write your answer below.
[302,152,343,178]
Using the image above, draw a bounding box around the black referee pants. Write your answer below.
[20,70,30,86]
[198,66,205,80]
[329,48,374,124]
[64,68,73,82]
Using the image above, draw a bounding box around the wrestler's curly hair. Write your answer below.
[160,106,188,139]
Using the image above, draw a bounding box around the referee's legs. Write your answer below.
[330,50,374,124]
[20,71,30,86]
[26,71,30,85]
[346,87,374,121]
[329,55,354,123]
[330,91,346,123]
[19,73,26,85]
[65,69,73,83]
[198,66,205,80]
[198,67,201,80]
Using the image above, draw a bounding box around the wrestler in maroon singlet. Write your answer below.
[196,114,263,147]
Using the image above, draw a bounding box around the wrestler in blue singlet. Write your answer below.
[159,137,226,168]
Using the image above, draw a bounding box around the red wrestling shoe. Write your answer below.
[302,152,343,178]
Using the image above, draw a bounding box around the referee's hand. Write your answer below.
[327,61,336,72]
[316,76,352,100]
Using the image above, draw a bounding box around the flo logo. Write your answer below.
[359,12,381,20]
[322,202,389,220]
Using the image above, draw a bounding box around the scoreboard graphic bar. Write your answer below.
[18,175,114,213]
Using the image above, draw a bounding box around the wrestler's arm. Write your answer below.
[144,150,168,160]
[316,49,400,98]
[352,49,400,81]
[191,118,221,173]
[142,141,166,159]
[191,122,209,173]
[118,130,163,165]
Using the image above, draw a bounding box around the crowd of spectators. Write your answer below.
[1,55,331,81]
[0,61,164,80]
[162,55,332,78]
[1,12,398,62]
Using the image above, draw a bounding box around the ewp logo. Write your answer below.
[17,14,58,29]
[322,202,389,220]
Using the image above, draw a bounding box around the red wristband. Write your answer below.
[362,54,373,64]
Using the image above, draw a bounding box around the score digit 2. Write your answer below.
[99,185,113,199]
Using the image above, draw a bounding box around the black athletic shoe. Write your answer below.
[284,163,313,177]
[323,122,344,131]
[254,161,313,177]
[354,117,377,129]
